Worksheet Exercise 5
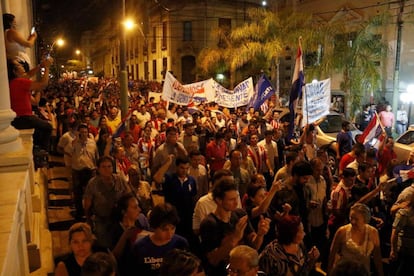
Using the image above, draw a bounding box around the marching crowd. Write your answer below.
[5,12,414,276]
[9,74,414,276]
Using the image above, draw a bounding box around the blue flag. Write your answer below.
[252,74,276,111]
[288,39,304,141]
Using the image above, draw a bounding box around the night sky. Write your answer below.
[34,0,118,55]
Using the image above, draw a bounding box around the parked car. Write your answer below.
[393,126,414,163]
[315,112,361,173]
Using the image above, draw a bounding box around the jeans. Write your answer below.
[12,115,52,151]
[396,123,407,136]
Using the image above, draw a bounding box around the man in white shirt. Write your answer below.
[258,130,279,189]
[192,170,241,236]
[134,104,151,128]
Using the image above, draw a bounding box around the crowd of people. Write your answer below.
[5,12,414,276]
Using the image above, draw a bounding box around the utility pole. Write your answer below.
[392,0,405,134]
[120,0,129,119]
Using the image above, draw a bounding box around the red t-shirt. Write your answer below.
[10,78,32,116]
[378,147,397,174]
[206,140,227,172]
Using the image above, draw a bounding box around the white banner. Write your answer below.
[212,77,254,108]
[302,78,331,126]
[148,92,162,103]
[162,72,215,105]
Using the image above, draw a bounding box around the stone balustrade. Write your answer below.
[0,130,53,275]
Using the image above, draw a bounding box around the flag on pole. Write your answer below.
[288,38,304,141]
[251,74,276,111]
[357,112,382,145]
[113,109,133,138]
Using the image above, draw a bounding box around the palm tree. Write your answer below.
[198,8,387,117]
[312,14,388,117]
[198,8,333,87]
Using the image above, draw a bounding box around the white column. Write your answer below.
[0,3,25,155]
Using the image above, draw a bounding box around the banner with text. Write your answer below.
[212,77,254,108]
[162,72,215,105]
[302,78,331,126]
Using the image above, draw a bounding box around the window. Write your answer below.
[162,57,167,78]
[181,56,196,83]
[136,64,139,79]
[129,39,134,59]
[183,21,192,41]
[218,18,231,48]
[151,26,156,52]
[144,61,149,80]
[152,60,157,80]
[162,22,167,50]
[143,42,148,55]
[397,130,414,145]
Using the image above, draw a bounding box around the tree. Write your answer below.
[198,8,387,117]
[312,14,388,118]
[198,8,333,88]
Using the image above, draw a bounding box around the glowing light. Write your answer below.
[123,19,135,30]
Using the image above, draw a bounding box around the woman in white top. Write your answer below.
[3,13,37,72]
[328,203,383,276]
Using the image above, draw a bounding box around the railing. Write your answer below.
[0,130,53,275]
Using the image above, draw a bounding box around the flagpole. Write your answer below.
[305,83,309,126]
[375,111,386,133]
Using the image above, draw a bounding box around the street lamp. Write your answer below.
[400,84,414,127]
[48,38,65,78]
[119,0,133,119]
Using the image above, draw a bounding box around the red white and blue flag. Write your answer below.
[113,110,133,138]
[357,112,384,148]
[288,38,304,141]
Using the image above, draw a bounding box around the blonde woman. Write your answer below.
[328,203,383,276]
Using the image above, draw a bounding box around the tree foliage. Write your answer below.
[198,7,388,116]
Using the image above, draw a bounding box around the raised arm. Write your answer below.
[6,28,37,48]
[152,154,173,184]
[250,180,282,218]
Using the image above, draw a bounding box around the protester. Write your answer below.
[199,178,270,275]
[55,223,94,276]
[7,57,53,153]
[20,73,414,276]
[81,252,117,276]
[227,245,260,276]
[328,203,383,276]
[83,156,131,248]
[3,13,37,72]
[131,203,189,276]
[259,215,320,276]
[159,249,204,276]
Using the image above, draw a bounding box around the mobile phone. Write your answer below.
[30,26,35,35]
